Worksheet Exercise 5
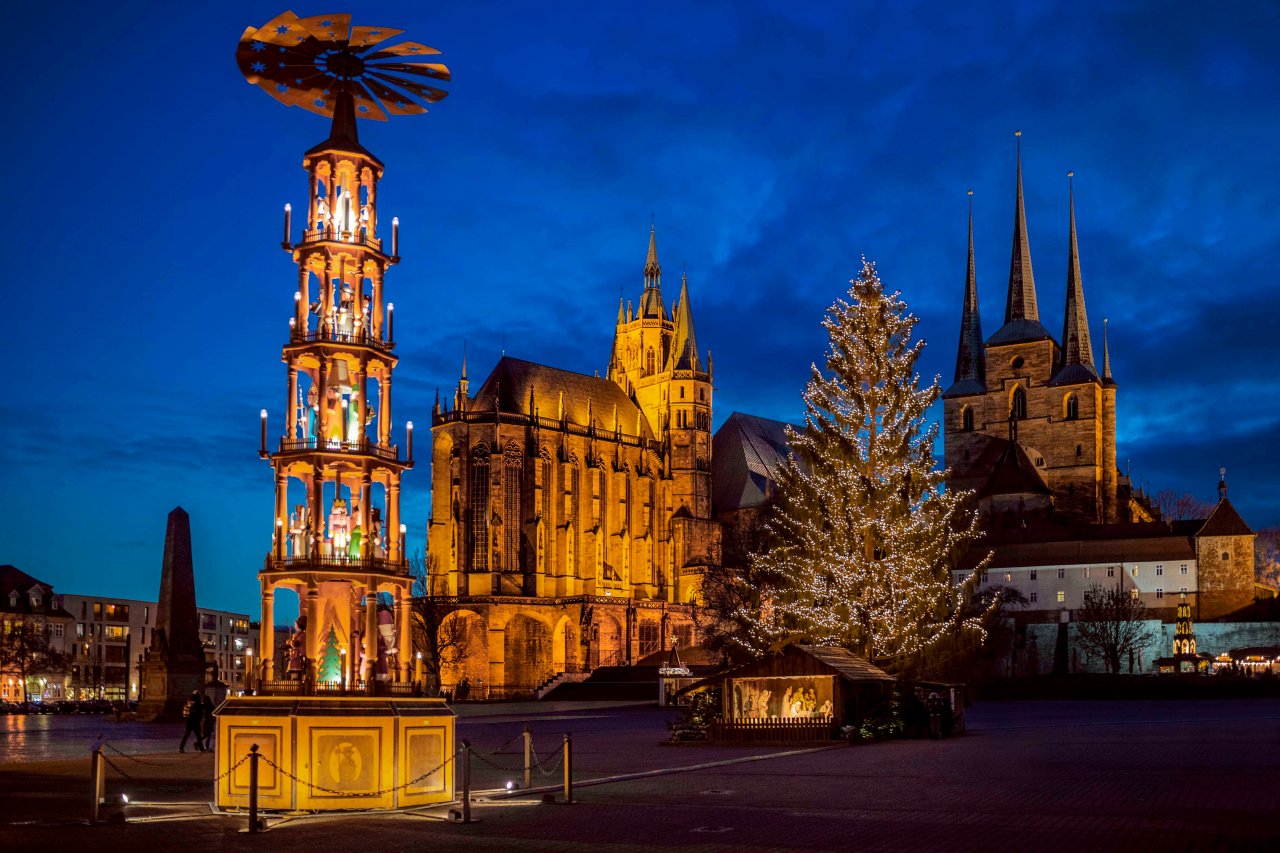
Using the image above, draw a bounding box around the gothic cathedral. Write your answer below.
[427,229,718,696]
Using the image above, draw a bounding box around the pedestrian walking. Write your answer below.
[199,691,216,751]
[179,690,205,752]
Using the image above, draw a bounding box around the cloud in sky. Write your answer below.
[2,0,1277,616]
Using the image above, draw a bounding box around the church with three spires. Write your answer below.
[945,136,1259,634]
[427,228,720,695]
[942,135,1141,526]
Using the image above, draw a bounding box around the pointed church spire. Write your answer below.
[645,225,661,284]
[639,225,666,319]
[989,131,1052,346]
[666,272,701,371]
[1102,317,1114,384]
[946,190,986,398]
[616,297,625,325]
[1052,172,1099,385]
[1007,130,1038,323]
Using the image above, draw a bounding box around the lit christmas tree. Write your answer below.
[317,625,343,684]
[740,259,991,670]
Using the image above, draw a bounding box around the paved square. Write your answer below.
[3,698,1277,851]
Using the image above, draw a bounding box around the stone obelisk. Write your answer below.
[137,506,208,721]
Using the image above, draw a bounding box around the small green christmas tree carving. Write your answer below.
[318,625,342,684]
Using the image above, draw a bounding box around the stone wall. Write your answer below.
[1019,620,1280,675]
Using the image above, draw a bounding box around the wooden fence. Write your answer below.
[709,716,835,743]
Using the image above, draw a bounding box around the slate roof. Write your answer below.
[945,201,987,399]
[470,356,654,440]
[965,531,1197,571]
[712,412,797,512]
[1196,498,1254,537]
[976,439,1051,499]
[987,317,1054,346]
[0,564,74,620]
[794,645,896,683]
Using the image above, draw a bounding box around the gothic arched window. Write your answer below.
[502,443,522,572]
[1065,394,1079,421]
[961,406,974,431]
[469,445,490,571]
[1011,387,1027,420]
[646,348,655,376]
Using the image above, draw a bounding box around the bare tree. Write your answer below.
[1153,489,1213,523]
[0,618,68,703]
[696,505,786,660]
[1256,528,1280,589]
[407,552,469,696]
[1074,583,1154,674]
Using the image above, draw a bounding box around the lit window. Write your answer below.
[1057,568,1065,579]
[1029,570,1037,581]
[1132,567,1139,577]
[1005,572,1012,583]
[1030,592,1038,603]
[1131,589,1140,600]
[1084,567,1090,579]
[1056,591,1065,603]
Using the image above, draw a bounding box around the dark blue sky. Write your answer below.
[3,1,1277,618]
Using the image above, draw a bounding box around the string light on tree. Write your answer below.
[738,259,993,669]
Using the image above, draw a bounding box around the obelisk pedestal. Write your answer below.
[137,506,209,721]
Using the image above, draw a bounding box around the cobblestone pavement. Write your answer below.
[3,698,1278,851]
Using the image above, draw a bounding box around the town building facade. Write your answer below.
[59,593,252,700]
[0,566,74,703]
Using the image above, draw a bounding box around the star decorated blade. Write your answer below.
[237,11,450,121]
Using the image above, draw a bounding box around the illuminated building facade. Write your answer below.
[427,230,716,696]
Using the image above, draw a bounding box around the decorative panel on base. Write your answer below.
[216,696,455,811]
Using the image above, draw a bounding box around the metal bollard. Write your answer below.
[522,727,532,791]
[248,744,260,833]
[89,746,105,824]
[461,739,472,823]
[562,733,573,805]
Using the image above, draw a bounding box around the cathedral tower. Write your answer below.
[259,91,415,688]
[607,229,714,519]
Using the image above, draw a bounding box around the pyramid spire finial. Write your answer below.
[946,189,986,398]
[1102,317,1113,383]
[645,225,661,284]
[1056,170,1097,380]
[639,223,666,318]
[666,271,701,372]
[1006,129,1039,324]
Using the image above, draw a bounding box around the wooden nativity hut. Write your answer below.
[689,644,895,742]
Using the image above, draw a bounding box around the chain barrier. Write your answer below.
[469,749,525,774]
[485,730,526,755]
[255,748,458,799]
[528,743,565,776]
[97,750,249,795]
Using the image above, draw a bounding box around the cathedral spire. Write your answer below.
[1052,172,1099,385]
[639,225,666,319]
[988,131,1053,346]
[667,272,701,371]
[1007,131,1038,323]
[945,190,985,398]
[1102,317,1114,385]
